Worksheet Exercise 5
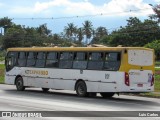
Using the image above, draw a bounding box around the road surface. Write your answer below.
[0,84,159,120]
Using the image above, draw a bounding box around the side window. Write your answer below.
[87,52,104,70]
[26,52,37,67]
[89,52,102,60]
[36,52,46,68]
[6,52,18,71]
[17,52,27,67]
[73,52,87,69]
[104,52,121,71]
[60,52,73,60]
[59,52,73,69]
[46,52,58,68]
[105,53,120,61]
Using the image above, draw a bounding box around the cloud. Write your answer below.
[10,0,154,17]
[34,0,69,13]
[99,0,154,17]
[154,0,160,3]
[11,7,33,14]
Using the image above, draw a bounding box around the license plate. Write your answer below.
[137,84,143,87]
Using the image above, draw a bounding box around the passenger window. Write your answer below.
[89,52,102,60]
[26,52,37,67]
[17,52,27,67]
[74,52,87,60]
[87,52,104,70]
[73,52,87,69]
[36,52,46,68]
[105,53,120,61]
[47,52,57,59]
[104,52,121,71]
[46,52,58,68]
[59,52,73,68]
[60,52,73,60]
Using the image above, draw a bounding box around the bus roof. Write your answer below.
[7,47,153,52]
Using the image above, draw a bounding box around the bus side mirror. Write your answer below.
[5,55,15,71]
[5,57,12,68]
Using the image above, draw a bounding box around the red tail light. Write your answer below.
[151,74,154,86]
[125,72,130,86]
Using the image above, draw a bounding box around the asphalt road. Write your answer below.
[0,84,160,120]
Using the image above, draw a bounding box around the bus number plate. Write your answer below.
[137,84,143,87]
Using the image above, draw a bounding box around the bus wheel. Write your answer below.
[42,88,49,92]
[76,81,88,97]
[15,77,25,91]
[100,92,115,98]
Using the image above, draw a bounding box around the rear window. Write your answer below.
[128,50,153,66]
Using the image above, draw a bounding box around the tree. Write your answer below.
[37,23,51,36]
[101,17,160,47]
[82,20,93,44]
[145,40,160,60]
[24,27,45,47]
[0,17,12,34]
[2,25,45,49]
[149,4,160,22]
[126,17,141,26]
[95,27,108,38]
[51,34,61,45]
[76,28,84,42]
[2,26,25,49]
[64,23,77,40]
[91,26,108,44]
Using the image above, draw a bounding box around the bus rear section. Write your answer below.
[120,48,155,93]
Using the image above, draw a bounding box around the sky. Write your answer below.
[0,0,159,34]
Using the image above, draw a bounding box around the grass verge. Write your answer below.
[155,68,160,92]
[155,61,160,67]
[139,92,160,98]
[0,64,4,84]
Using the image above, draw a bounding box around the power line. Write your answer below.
[4,8,152,20]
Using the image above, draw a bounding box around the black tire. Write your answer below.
[42,88,49,92]
[15,77,25,91]
[100,92,115,98]
[76,81,88,97]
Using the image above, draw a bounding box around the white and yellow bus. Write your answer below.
[5,47,155,98]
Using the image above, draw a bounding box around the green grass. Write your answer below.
[155,68,160,71]
[0,76,4,84]
[0,57,4,61]
[155,61,160,66]
[139,92,160,98]
[155,68,160,92]
[0,64,4,84]
[0,64,5,69]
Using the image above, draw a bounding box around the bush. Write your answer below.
[0,50,6,61]
[145,40,160,60]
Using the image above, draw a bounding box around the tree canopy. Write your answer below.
[100,17,160,47]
